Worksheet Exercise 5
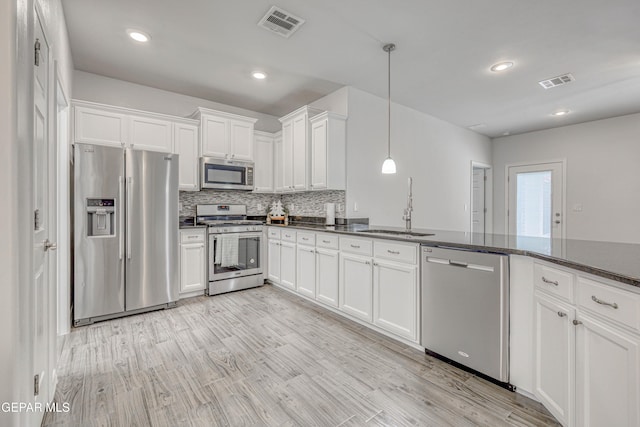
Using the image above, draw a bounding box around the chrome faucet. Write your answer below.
[403,177,413,231]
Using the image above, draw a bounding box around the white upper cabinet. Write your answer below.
[253,131,275,193]
[73,102,127,147]
[129,115,173,152]
[174,123,200,191]
[201,115,227,158]
[192,108,257,160]
[310,112,347,190]
[278,106,322,192]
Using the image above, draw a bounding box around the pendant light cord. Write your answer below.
[388,45,391,158]
[383,43,395,159]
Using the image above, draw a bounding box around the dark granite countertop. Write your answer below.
[267,223,640,288]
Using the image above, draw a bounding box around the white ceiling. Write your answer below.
[61,0,640,137]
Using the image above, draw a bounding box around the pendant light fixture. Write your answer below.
[381,43,397,174]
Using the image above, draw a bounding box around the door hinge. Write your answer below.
[34,374,39,396]
[484,175,487,182]
[484,207,488,213]
[34,209,40,230]
[34,38,41,67]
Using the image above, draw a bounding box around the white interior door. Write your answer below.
[508,162,564,252]
[33,8,52,417]
[471,166,488,235]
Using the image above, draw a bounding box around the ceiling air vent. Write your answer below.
[538,73,575,89]
[258,6,305,38]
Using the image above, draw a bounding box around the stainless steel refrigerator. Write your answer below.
[73,143,179,326]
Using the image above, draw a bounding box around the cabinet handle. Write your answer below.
[591,295,619,309]
[387,249,400,255]
[541,276,559,286]
[302,237,309,241]
[365,261,371,265]
[187,235,199,239]
[572,319,582,326]
[350,244,360,249]
[373,262,379,266]
[557,311,567,317]
[322,240,330,244]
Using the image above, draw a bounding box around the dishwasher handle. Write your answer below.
[449,260,468,268]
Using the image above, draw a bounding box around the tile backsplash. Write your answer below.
[180,190,345,218]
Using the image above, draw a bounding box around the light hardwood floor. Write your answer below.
[43,284,559,426]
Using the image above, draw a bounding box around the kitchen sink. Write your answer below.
[357,229,435,238]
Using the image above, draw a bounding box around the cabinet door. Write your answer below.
[296,245,316,298]
[339,253,372,322]
[575,314,639,427]
[281,121,294,191]
[316,248,339,308]
[229,120,253,160]
[253,134,274,192]
[310,118,327,190]
[180,243,206,294]
[373,260,418,341]
[534,292,575,426]
[267,239,281,283]
[174,123,199,191]
[273,133,284,192]
[202,115,228,158]
[74,106,126,147]
[292,114,308,190]
[129,115,173,152]
[280,241,296,290]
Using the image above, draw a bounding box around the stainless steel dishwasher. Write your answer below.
[421,246,511,389]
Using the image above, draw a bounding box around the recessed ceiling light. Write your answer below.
[252,71,267,80]
[552,109,570,116]
[490,61,514,72]
[127,30,150,43]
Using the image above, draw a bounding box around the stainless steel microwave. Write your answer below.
[201,157,254,190]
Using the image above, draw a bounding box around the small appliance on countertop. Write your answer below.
[196,204,264,296]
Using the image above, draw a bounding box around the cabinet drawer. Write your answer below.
[534,263,574,302]
[374,241,417,264]
[281,230,297,242]
[316,233,339,250]
[267,227,281,239]
[577,277,640,332]
[297,232,316,246]
[180,229,205,244]
[340,237,373,256]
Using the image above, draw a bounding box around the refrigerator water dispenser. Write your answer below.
[87,198,115,236]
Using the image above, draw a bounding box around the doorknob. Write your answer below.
[44,239,57,251]
[555,220,561,224]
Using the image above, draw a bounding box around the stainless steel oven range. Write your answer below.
[196,204,263,296]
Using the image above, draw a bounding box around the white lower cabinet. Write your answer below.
[532,260,640,427]
[296,245,316,298]
[267,239,281,283]
[339,253,373,322]
[280,241,296,290]
[316,248,339,308]
[373,259,418,342]
[575,314,639,427]
[179,229,206,296]
[534,291,575,426]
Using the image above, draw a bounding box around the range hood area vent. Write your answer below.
[258,6,305,38]
[538,73,575,89]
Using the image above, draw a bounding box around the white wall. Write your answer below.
[73,70,282,132]
[492,113,640,244]
[343,87,492,230]
[0,1,18,424]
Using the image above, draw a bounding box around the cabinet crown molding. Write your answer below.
[278,105,323,123]
[191,107,258,124]
[71,99,199,125]
[310,111,348,122]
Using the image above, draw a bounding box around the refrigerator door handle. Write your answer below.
[126,176,132,260]
[119,176,124,260]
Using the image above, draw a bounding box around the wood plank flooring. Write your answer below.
[43,284,559,426]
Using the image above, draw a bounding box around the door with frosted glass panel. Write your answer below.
[507,162,564,254]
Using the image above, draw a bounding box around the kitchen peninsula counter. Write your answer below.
[267,223,640,288]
